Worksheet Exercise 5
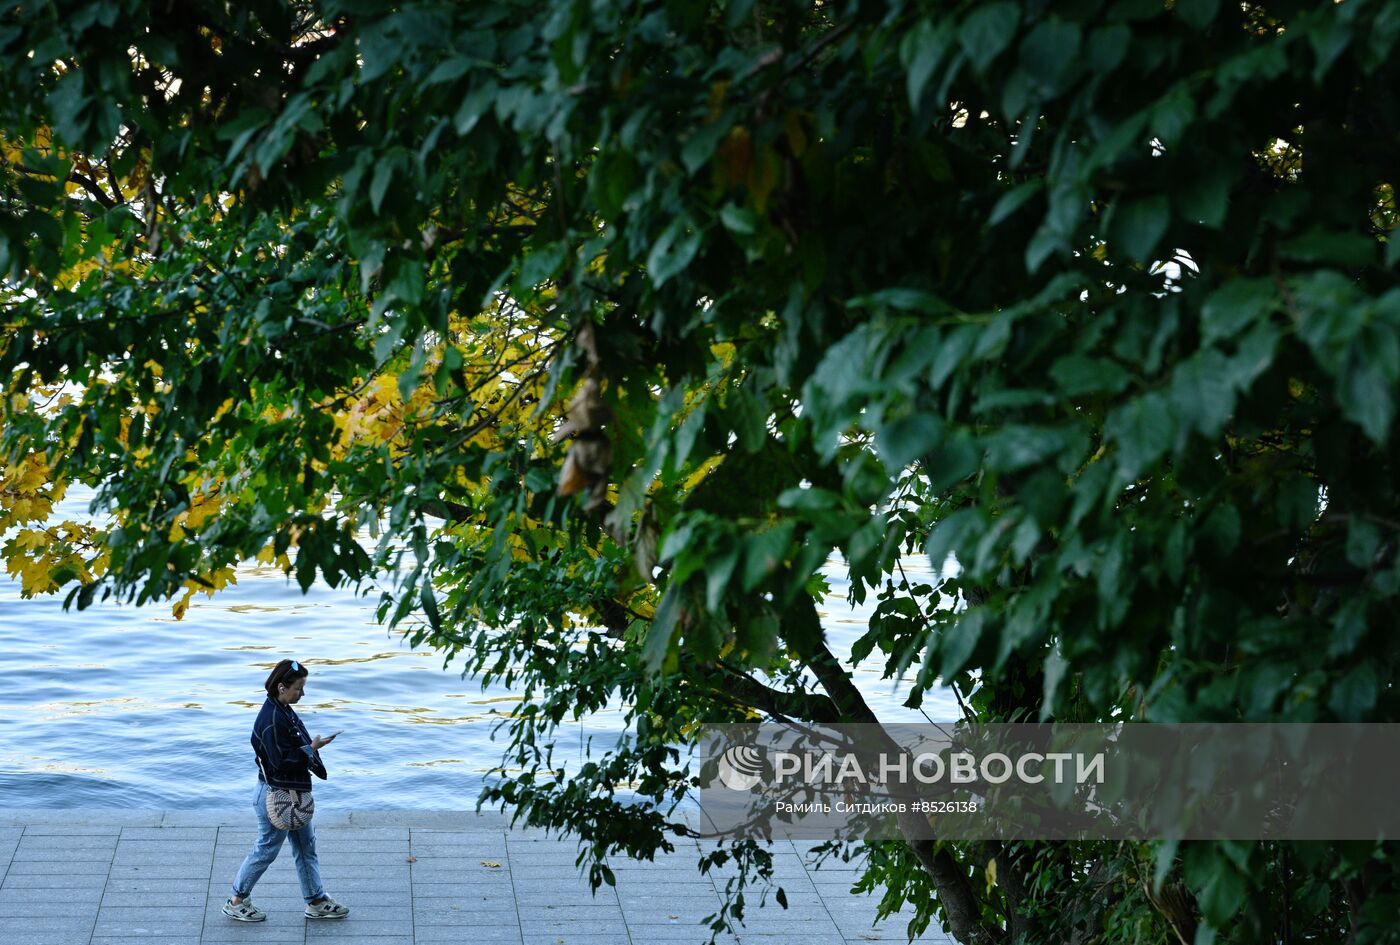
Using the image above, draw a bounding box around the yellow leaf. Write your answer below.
[172,591,192,621]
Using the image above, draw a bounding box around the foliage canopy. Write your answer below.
[4,1,1400,942]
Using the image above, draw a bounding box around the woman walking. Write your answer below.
[223,658,349,921]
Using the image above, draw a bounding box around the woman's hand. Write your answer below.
[311,731,340,751]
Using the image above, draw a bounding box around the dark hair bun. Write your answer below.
[264,658,309,699]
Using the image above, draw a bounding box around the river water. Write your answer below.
[0,488,955,809]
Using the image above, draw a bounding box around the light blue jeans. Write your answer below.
[230,781,326,904]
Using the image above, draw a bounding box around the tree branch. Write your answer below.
[704,662,843,722]
[780,591,1003,944]
[67,171,117,209]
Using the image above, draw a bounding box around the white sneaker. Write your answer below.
[222,898,267,922]
[305,895,349,919]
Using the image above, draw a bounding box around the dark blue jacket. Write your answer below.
[250,697,327,791]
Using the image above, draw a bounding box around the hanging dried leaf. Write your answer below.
[553,378,610,442]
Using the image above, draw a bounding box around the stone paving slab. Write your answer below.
[0,810,954,944]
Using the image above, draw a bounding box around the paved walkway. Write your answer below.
[0,810,953,945]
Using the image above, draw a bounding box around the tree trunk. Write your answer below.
[784,592,1005,944]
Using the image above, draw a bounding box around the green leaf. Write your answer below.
[370,157,398,214]
[453,84,497,134]
[1328,664,1379,719]
[671,401,708,472]
[386,258,425,306]
[295,546,317,592]
[46,73,89,145]
[777,486,841,513]
[399,335,428,401]
[876,414,943,470]
[1201,504,1241,555]
[646,217,702,287]
[998,573,1053,661]
[641,586,684,674]
[846,515,886,577]
[1177,163,1234,229]
[1152,837,1181,893]
[425,56,473,86]
[420,580,442,632]
[1049,354,1132,396]
[1339,353,1395,444]
[1345,518,1381,569]
[1201,278,1274,345]
[730,386,767,453]
[984,424,1070,472]
[680,118,732,175]
[959,3,1019,73]
[1176,0,1220,29]
[1025,223,1064,273]
[1086,24,1130,73]
[999,67,1033,122]
[1111,195,1170,263]
[925,433,980,492]
[719,202,759,235]
[735,610,779,665]
[1105,392,1175,479]
[902,19,947,109]
[850,287,952,313]
[593,151,638,219]
[516,241,566,289]
[1369,3,1400,68]
[1197,861,1246,925]
[988,180,1041,226]
[1309,17,1352,83]
[742,522,795,592]
[940,610,985,678]
[659,519,696,563]
[1170,350,1236,438]
[1153,89,1196,149]
[925,507,979,573]
[1328,598,1369,658]
[1279,228,1378,267]
[1018,18,1080,96]
[706,545,739,612]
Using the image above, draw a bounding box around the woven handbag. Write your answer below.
[256,753,316,830]
[266,785,315,831]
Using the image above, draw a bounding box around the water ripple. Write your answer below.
[1,489,955,808]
